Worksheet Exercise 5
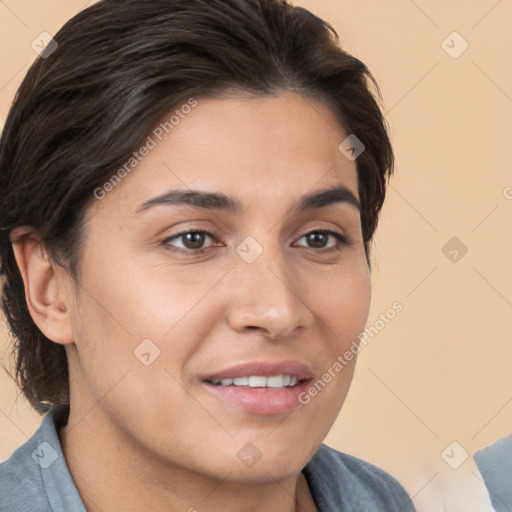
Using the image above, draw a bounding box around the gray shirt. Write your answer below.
[1,405,415,511]
[474,436,512,512]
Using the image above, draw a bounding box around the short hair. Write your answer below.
[0,0,394,412]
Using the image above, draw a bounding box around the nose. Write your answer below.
[225,242,315,340]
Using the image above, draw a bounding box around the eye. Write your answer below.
[294,230,350,251]
[163,230,217,252]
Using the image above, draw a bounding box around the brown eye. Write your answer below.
[305,232,330,248]
[181,232,207,249]
[163,230,216,252]
[295,230,350,250]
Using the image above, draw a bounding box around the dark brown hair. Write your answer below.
[0,0,393,412]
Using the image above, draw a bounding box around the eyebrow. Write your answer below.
[136,184,360,214]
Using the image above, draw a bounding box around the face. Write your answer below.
[64,92,371,483]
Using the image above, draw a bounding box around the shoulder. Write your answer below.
[475,435,512,467]
[0,404,84,512]
[474,435,512,512]
[303,444,416,511]
[0,414,51,511]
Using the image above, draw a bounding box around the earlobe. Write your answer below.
[10,226,74,345]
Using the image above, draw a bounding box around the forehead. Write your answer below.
[91,93,358,218]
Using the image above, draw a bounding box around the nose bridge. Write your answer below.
[226,235,313,338]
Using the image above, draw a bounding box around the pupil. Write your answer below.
[184,232,205,249]
[308,232,327,248]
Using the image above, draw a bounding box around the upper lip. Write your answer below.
[202,360,313,382]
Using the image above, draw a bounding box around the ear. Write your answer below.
[10,226,75,345]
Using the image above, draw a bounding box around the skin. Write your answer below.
[12,93,371,512]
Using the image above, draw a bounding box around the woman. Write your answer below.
[0,0,416,510]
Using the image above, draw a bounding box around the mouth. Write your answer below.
[201,360,313,415]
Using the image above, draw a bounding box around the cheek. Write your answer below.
[75,245,200,340]
[305,260,371,349]
[70,290,130,400]
[290,263,370,445]
[69,247,222,397]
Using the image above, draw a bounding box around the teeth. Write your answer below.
[209,375,300,388]
[266,375,283,388]
[248,376,267,387]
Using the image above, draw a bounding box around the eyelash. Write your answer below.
[162,229,352,255]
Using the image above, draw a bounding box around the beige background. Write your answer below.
[1,1,511,510]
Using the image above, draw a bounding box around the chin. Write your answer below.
[214,439,317,483]
[222,459,304,484]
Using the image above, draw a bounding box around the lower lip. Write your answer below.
[203,380,311,415]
